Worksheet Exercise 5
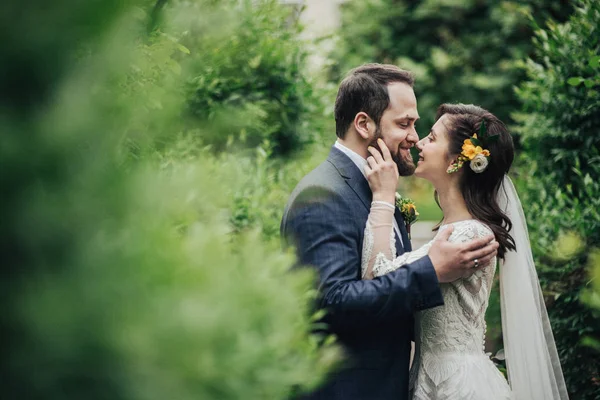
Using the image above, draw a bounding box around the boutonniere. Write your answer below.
[395,193,419,239]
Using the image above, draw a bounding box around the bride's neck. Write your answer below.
[435,182,472,224]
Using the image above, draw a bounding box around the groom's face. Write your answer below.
[371,82,419,176]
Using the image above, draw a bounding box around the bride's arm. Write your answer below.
[362,140,418,279]
[361,201,424,279]
[361,200,395,279]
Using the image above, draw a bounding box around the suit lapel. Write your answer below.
[395,207,412,252]
[327,147,372,212]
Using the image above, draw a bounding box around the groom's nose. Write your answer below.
[415,139,424,151]
[406,129,419,145]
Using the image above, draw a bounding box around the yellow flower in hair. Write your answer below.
[463,145,483,160]
[448,123,494,174]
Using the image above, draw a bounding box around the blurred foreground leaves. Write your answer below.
[0,1,339,399]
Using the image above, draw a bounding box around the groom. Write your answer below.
[281,64,498,400]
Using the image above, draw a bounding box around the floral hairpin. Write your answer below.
[447,120,498,174]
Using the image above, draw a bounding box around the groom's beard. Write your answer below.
[371,125,416,176]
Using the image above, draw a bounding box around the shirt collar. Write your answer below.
[334,141,367,178]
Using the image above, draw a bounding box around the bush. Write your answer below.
[174,0,320,156]
[514,0,600,397]
[331,0,572,134]
[0,1,338,399]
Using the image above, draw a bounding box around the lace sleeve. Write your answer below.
[361,201,430,279]
[361,201,396,279]
[443,220,497,291]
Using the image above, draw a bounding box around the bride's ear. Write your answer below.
[353,112,373,140]
[446,155,462,174]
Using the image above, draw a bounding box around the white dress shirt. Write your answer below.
[334,141,403,248]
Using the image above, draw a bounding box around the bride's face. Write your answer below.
[414,115,456,183]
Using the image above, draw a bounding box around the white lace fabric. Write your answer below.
[362,214,513,399]
[411,221,511,400]
[361,201,397,279]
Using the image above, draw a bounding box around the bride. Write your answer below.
[361,104,569,399]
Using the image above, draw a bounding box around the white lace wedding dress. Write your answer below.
[362,202,512,399]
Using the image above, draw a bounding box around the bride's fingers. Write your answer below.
[367,146,385,164]
[367,156,378,170]
[377,139,393,162]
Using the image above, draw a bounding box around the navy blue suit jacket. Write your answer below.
[281,146,444,400]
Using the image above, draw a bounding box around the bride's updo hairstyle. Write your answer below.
[436,103,516,259]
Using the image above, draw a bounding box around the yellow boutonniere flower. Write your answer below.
[395,193,419,239]
[401,202,419,219]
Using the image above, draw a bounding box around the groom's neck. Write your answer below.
[337,137,369,159]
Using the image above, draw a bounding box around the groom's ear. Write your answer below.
[353,112,373,140]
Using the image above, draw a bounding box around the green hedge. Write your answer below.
[0,1,338,399]
[331,0,572,135]
[514,0,600,397]
[177,0,320,156]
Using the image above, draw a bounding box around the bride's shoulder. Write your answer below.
[466,219,493,237]
[441,219,493,242]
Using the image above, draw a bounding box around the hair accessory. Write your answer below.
[447,120,498,174]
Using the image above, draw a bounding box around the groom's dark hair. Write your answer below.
[334,63,414,138]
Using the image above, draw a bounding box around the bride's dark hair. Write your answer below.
[434,103,516,259]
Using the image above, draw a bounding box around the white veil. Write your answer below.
[497,176,569,399]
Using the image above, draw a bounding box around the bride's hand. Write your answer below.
[365,139,399,205]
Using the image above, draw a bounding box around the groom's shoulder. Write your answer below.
[301,158,344,189]
[285,159,346,212]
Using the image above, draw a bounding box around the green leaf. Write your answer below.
[249,55,262,69]
[478,119,487,139]
[584,79,595,88]
[589,55,600,68]
[567,77,584,86]
[176,43,190,55]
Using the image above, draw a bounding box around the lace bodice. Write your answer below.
[362,211,511,399]
[420,222,496,353]
[363,218,496,353]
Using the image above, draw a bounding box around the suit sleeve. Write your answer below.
[283,190,444,332]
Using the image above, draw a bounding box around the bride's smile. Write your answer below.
[414,115,455,185]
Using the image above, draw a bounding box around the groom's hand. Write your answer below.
[428,225,499,283]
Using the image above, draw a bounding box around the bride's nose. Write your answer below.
[416,139,425,151]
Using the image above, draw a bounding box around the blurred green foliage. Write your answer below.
[581,249,600,352]
[513,0,600,397]
[330,0,572,135]
[175,0,322,156]
[0,1,339,399]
